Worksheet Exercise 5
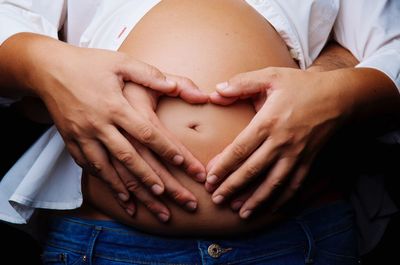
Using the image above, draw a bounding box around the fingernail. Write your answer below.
[205,182,215,193]
[212,194,224,204]
[151,184,164,195]
[231,200,244,211]
[196,172,206,182]
[240,209,252,219]
[158,213,170,222]
[173,155,184,165]
[206,175,218,184]
[185,201,197,211]
[216,82,229,90]
[166,78,176,87]
[126,208,135,216]
[118,193,129,202]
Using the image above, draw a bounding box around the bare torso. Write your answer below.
[66,0,331,236]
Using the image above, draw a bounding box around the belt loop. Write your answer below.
[84,225,102,265]
[296,219,316,264]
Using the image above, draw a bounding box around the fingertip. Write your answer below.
[185,201,198,211]
[216,82,229,91]
[195,172,206,182]
[205,182,216,193]
[231,200,244,211]
[212,194,224,204]
[209,92,237,105]
[206,174,218,185]
[172,155,184,165]
[239,209,252,219]
[151,184,164,195]
[158,212,170,223]
[126,207,135,216]
[118,193,130,202]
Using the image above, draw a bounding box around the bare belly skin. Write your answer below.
[68,0,311,236]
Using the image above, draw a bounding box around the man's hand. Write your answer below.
[207,67,350,219]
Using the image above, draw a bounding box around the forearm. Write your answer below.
[330,68,400,124]
[0,33,69,99]
[307,42,399,127]
[307,41,359,72]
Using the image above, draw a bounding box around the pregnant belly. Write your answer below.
[76,0,300,236]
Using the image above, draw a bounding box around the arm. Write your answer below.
[307,41,359,72]
[208,41,400,218]
[0,1,207,221]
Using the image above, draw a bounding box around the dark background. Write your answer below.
[0,106,399,265]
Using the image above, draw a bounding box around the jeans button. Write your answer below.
[208,243,222,258]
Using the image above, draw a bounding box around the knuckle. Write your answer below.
[140,173,153,185]
[147,65,163,80]
[115,151,135,166]
[169,190,186,203]
[72,158,86,168]
[245,164,261,178]
[231,143,248,159]
[125,179,141,193]
[88,161,103,174]
[270,179,284,191]
[107,102,124,117]
[158,146,176,161]
[289,179,303,193]
[137,124,154,144]
[144,201,160,213]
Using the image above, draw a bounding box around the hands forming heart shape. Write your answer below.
[118,67,346,222]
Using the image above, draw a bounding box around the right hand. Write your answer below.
[2,34,208,207]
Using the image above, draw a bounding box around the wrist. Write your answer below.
[325,68,400,124]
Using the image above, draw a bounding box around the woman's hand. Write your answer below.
[207,67,351,218]
[0,33,208,207]
[116,82,202,222]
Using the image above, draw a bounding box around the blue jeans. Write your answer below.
[41,201,359,265]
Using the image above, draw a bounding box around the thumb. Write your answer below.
[164,74,209,104]
[215,68,273,98]
[119,57,177,93]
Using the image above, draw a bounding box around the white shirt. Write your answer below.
[1,0,399,88]
[0,0,399,254]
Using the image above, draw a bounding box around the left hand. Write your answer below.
[207,67,351,219]
[116,78,206,222]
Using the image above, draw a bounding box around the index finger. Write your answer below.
[206,113,271,186]
[114,101,186,167]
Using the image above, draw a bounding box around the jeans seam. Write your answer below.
[91,252,195,265]
[197,241,205,265]
[86,226,101,265]
[319,249,359,260]
[313,222,354,243]
[226,244,304,264]
[45,241,86,255]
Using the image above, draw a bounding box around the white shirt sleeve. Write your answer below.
[0,0,67,106]
[334,0,400,92]
[0,0,66,44]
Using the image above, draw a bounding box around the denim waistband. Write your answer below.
[43,200,356,264]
